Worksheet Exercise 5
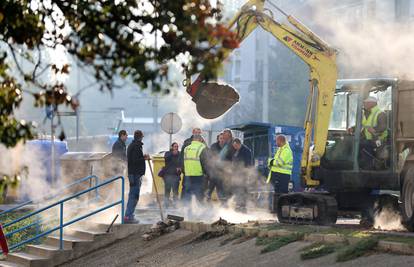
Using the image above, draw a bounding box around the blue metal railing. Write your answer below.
[1,175,124,252]
[0,174,100,217]
[0,175,100,244]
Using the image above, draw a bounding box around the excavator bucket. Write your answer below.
[192,82,240,119]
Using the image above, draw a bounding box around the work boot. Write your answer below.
[124,216,140,224]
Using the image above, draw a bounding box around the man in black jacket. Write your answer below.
[232,138,253,212]
[206,133,226,202]
[232,138,252,167]
[163,142,181,207]
[112,130,128,161]
[219,129,236,196]
[125,130,149,223]
[111,130,128,175]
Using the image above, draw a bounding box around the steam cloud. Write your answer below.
[305,0,414,79]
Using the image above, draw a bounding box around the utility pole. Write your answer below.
[153,95,159,133]
[131,95,160,152]
[262,32,269,123]
[50,109,56,184]
[152,95,159,152]
[76,109,79,142]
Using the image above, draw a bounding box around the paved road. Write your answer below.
[60,229,414,267]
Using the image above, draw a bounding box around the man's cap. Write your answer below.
[363,96,378,103]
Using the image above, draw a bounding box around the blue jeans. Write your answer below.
[125,174,142,219]
[188,176,205,202]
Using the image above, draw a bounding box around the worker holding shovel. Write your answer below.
[125,130,149,224]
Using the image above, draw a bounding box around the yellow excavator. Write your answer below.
[187,0,337,187]
[186,0,414,228]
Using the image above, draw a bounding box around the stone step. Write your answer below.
[44,235,92,250]
[26,243,70,257]
[0,260,25,267]
[69,229,109,240]
[3,223,151,267]
[70,221,114,233]
[90,223,150,236]
[5,252,50,267]
[25,244,72,267]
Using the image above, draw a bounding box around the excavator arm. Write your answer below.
[187,0,338,187]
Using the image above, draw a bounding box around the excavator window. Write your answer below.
[322,92,359,170]
[329,92,358,130]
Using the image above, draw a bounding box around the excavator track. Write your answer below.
[276,192,338,225]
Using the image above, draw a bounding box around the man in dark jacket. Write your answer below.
[112,130,128,161]
[111,130,128,175]
[125,130,149,223]
[180,127,202,200]
[219,129,236,196]
[232,138,253,167]
[163,142,181,207]
[206,133,226,202]
[232,138,253,212]
[220,129,236,161]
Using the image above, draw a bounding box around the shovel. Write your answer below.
[147,159,184,224]
[147,159,165,221]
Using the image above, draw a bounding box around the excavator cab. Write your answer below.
[323,79,393,171]
[319,79,397,192]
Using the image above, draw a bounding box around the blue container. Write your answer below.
[269,125,305,192]
[228,122,305,192]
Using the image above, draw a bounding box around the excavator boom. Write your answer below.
[187,0,338,187]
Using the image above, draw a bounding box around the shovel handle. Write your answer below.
[147,159,165,221]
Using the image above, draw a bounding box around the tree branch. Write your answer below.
[32,45,42,80]
[7,43,26,78]
[35,63,52,78]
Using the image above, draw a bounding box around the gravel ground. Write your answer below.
[59,228,414,267]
